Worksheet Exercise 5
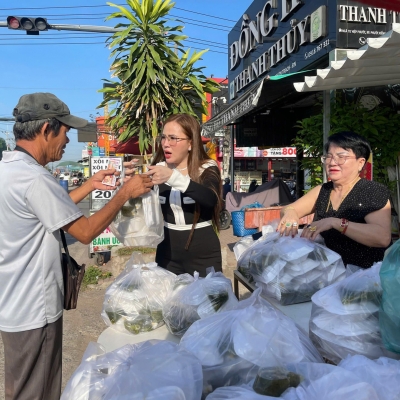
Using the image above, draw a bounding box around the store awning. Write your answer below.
[294,24,400,92]
[201,79,265,137]
[201,70,315,137]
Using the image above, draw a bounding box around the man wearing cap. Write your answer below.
[0,93,153,400]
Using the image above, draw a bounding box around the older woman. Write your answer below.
[278,131,392,268]
[145,114,222,277]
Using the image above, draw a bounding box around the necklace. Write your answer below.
[326,176,360,213]
[174,166,188,171]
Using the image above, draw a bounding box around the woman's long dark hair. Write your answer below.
[152,114,222,248]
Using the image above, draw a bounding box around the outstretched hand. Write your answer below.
[90,168,121,191]
[146,165,173,185]
[123,174,153,198]
[122,159,140,183]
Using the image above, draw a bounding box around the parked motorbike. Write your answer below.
[72,176,85,187]
[219,200,231,230]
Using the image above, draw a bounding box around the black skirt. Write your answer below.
[156,225,222,277]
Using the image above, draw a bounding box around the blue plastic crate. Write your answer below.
[231,211,258,237]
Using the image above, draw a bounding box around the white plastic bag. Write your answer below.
[239,234,346,305]
[101,254,175,335]
[180,289,322,398]
[339,355,400,400]
[163,271,238,336]
[233,236,254,261]
[61,340,203,400]
[110,187,164,247]
[206,385,276,400]
[309,263,400,364]
[288,362,380,400]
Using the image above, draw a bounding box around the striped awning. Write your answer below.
[294,24,400,92]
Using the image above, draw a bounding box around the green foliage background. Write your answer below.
[294,98,400,191]
[99,0,219,153]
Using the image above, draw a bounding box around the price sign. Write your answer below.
[90,156,123,201]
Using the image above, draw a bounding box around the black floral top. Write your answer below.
[313,179,391,268]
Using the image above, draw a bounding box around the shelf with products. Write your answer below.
[234,171,262,192]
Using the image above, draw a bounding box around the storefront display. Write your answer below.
[232,140,297,192]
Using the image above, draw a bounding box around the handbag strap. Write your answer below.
[60,230,78,277]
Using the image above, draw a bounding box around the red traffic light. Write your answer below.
[7,16,20,29]
[6,16,48,33]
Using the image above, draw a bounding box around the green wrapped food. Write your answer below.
[150,310,164,324]
[280,290,314,306]
[164,304,200,336]
[340,288,382,305]
[208,291,229,312]
[105,309,125,324]
[121,198,143,218]
[124,315,152,335]
[253,367,302,397]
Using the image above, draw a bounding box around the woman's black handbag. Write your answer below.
[60,230,86,310]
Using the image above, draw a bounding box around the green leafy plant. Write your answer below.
[99,0,219,153]
[82,266,112,289]
[294,98,400,191]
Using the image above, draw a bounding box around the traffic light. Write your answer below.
[6,16,48,35]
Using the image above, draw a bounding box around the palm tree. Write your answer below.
[99,0,220,153]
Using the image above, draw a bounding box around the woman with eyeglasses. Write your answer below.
[142,113,222,277]
[278,131,392,268]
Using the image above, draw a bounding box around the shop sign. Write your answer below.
[90,225,121,253]
[261,147,297,157]
[228,0,331,100]
[234,145,297,158]
[337,1,398,48]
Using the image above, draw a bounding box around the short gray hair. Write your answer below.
[13,118,62,141]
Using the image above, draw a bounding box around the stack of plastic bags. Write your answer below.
[207,355,400,399]
[61,340,203,400]
[179,289,323,398]
[309,262,400,364]
[110,187,164,247]
[101,254,175,335]
[163,270,238,336]
[237,233,346,305]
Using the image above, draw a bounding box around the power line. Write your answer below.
[0,32,228,47]
[174,7,236,23]
[0,5,238,32]
[186,39,226,50]
[0,33,228,52]
[0,4,238,23]
[0,41,227,53]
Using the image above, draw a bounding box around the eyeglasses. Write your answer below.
[321,154,357,165]
[158,135,189,146]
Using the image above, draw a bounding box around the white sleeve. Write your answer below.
[26,174,83,233]
[166,169,190,192]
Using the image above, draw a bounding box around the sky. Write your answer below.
[0,0,244,164]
